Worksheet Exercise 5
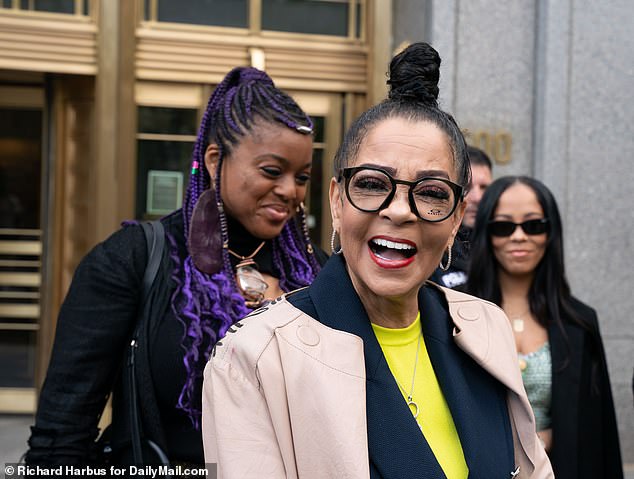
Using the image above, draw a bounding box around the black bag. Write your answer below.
[94,221,170,468]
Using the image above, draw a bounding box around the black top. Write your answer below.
[26,210,327,465]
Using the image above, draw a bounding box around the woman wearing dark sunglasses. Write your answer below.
[203,43,553,478]
[465,176,623,479]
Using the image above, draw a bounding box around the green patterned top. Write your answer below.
[519,342,552,432]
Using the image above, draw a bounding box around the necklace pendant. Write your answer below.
[407,398,420,419]
[513,318,525,333]
[235,260,268,307]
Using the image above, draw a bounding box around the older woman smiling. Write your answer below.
[202,43,553,479]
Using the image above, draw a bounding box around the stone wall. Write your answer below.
[394,0,634,464]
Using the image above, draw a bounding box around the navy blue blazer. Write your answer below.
[288,255,517,478]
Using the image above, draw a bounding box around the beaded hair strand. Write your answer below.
[172,67,320,427]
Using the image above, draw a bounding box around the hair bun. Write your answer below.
[387,42,441,106]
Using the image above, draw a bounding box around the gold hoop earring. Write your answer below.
[439,245,452,271]
[330,229,342,255]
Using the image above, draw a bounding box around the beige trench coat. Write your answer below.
[202,286,553,479]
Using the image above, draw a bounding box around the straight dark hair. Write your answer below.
[465,176,596,370]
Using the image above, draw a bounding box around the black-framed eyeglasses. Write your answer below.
[488,218,550,237]
[338,166,464,222]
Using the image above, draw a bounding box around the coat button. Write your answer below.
[296,325,320,346]
[457,305,479,321]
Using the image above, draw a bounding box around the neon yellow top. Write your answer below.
[371,313,468,479]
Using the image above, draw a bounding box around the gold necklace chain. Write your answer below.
[393,334,422,419]
[227,241,266,261]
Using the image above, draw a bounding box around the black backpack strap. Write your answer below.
[129,220,166,464]
[140,221,165,305]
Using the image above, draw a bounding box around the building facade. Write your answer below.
[0,0,390,413]
[1,0,632,467]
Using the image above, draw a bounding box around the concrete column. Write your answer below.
[429,0,458,113]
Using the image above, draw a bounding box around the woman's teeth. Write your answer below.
[370,238,416,259]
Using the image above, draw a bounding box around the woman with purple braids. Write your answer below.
[25,66,326,467]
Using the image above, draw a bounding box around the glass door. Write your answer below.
[291,91,343,251]
[0,85,44,413]
[135,82,206,220]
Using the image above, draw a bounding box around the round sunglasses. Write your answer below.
[488,218,550,237]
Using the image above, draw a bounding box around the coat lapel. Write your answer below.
[419,286,515,478]
[418,287,478,467]
[309,256,445,478]
[442,285,550,477]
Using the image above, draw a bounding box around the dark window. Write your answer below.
[136,106,198,219]
[312,116,325,143]
[26,0,75,14]
[307,148,323,246]
[0,109,41,229]
[262,0,349,36]
[156,0,247,28]
[138,106,198,135]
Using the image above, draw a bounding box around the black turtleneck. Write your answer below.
[225,215,276,276]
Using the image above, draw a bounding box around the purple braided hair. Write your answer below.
[173,67,320,427]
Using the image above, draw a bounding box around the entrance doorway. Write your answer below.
[0,85,44,413]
